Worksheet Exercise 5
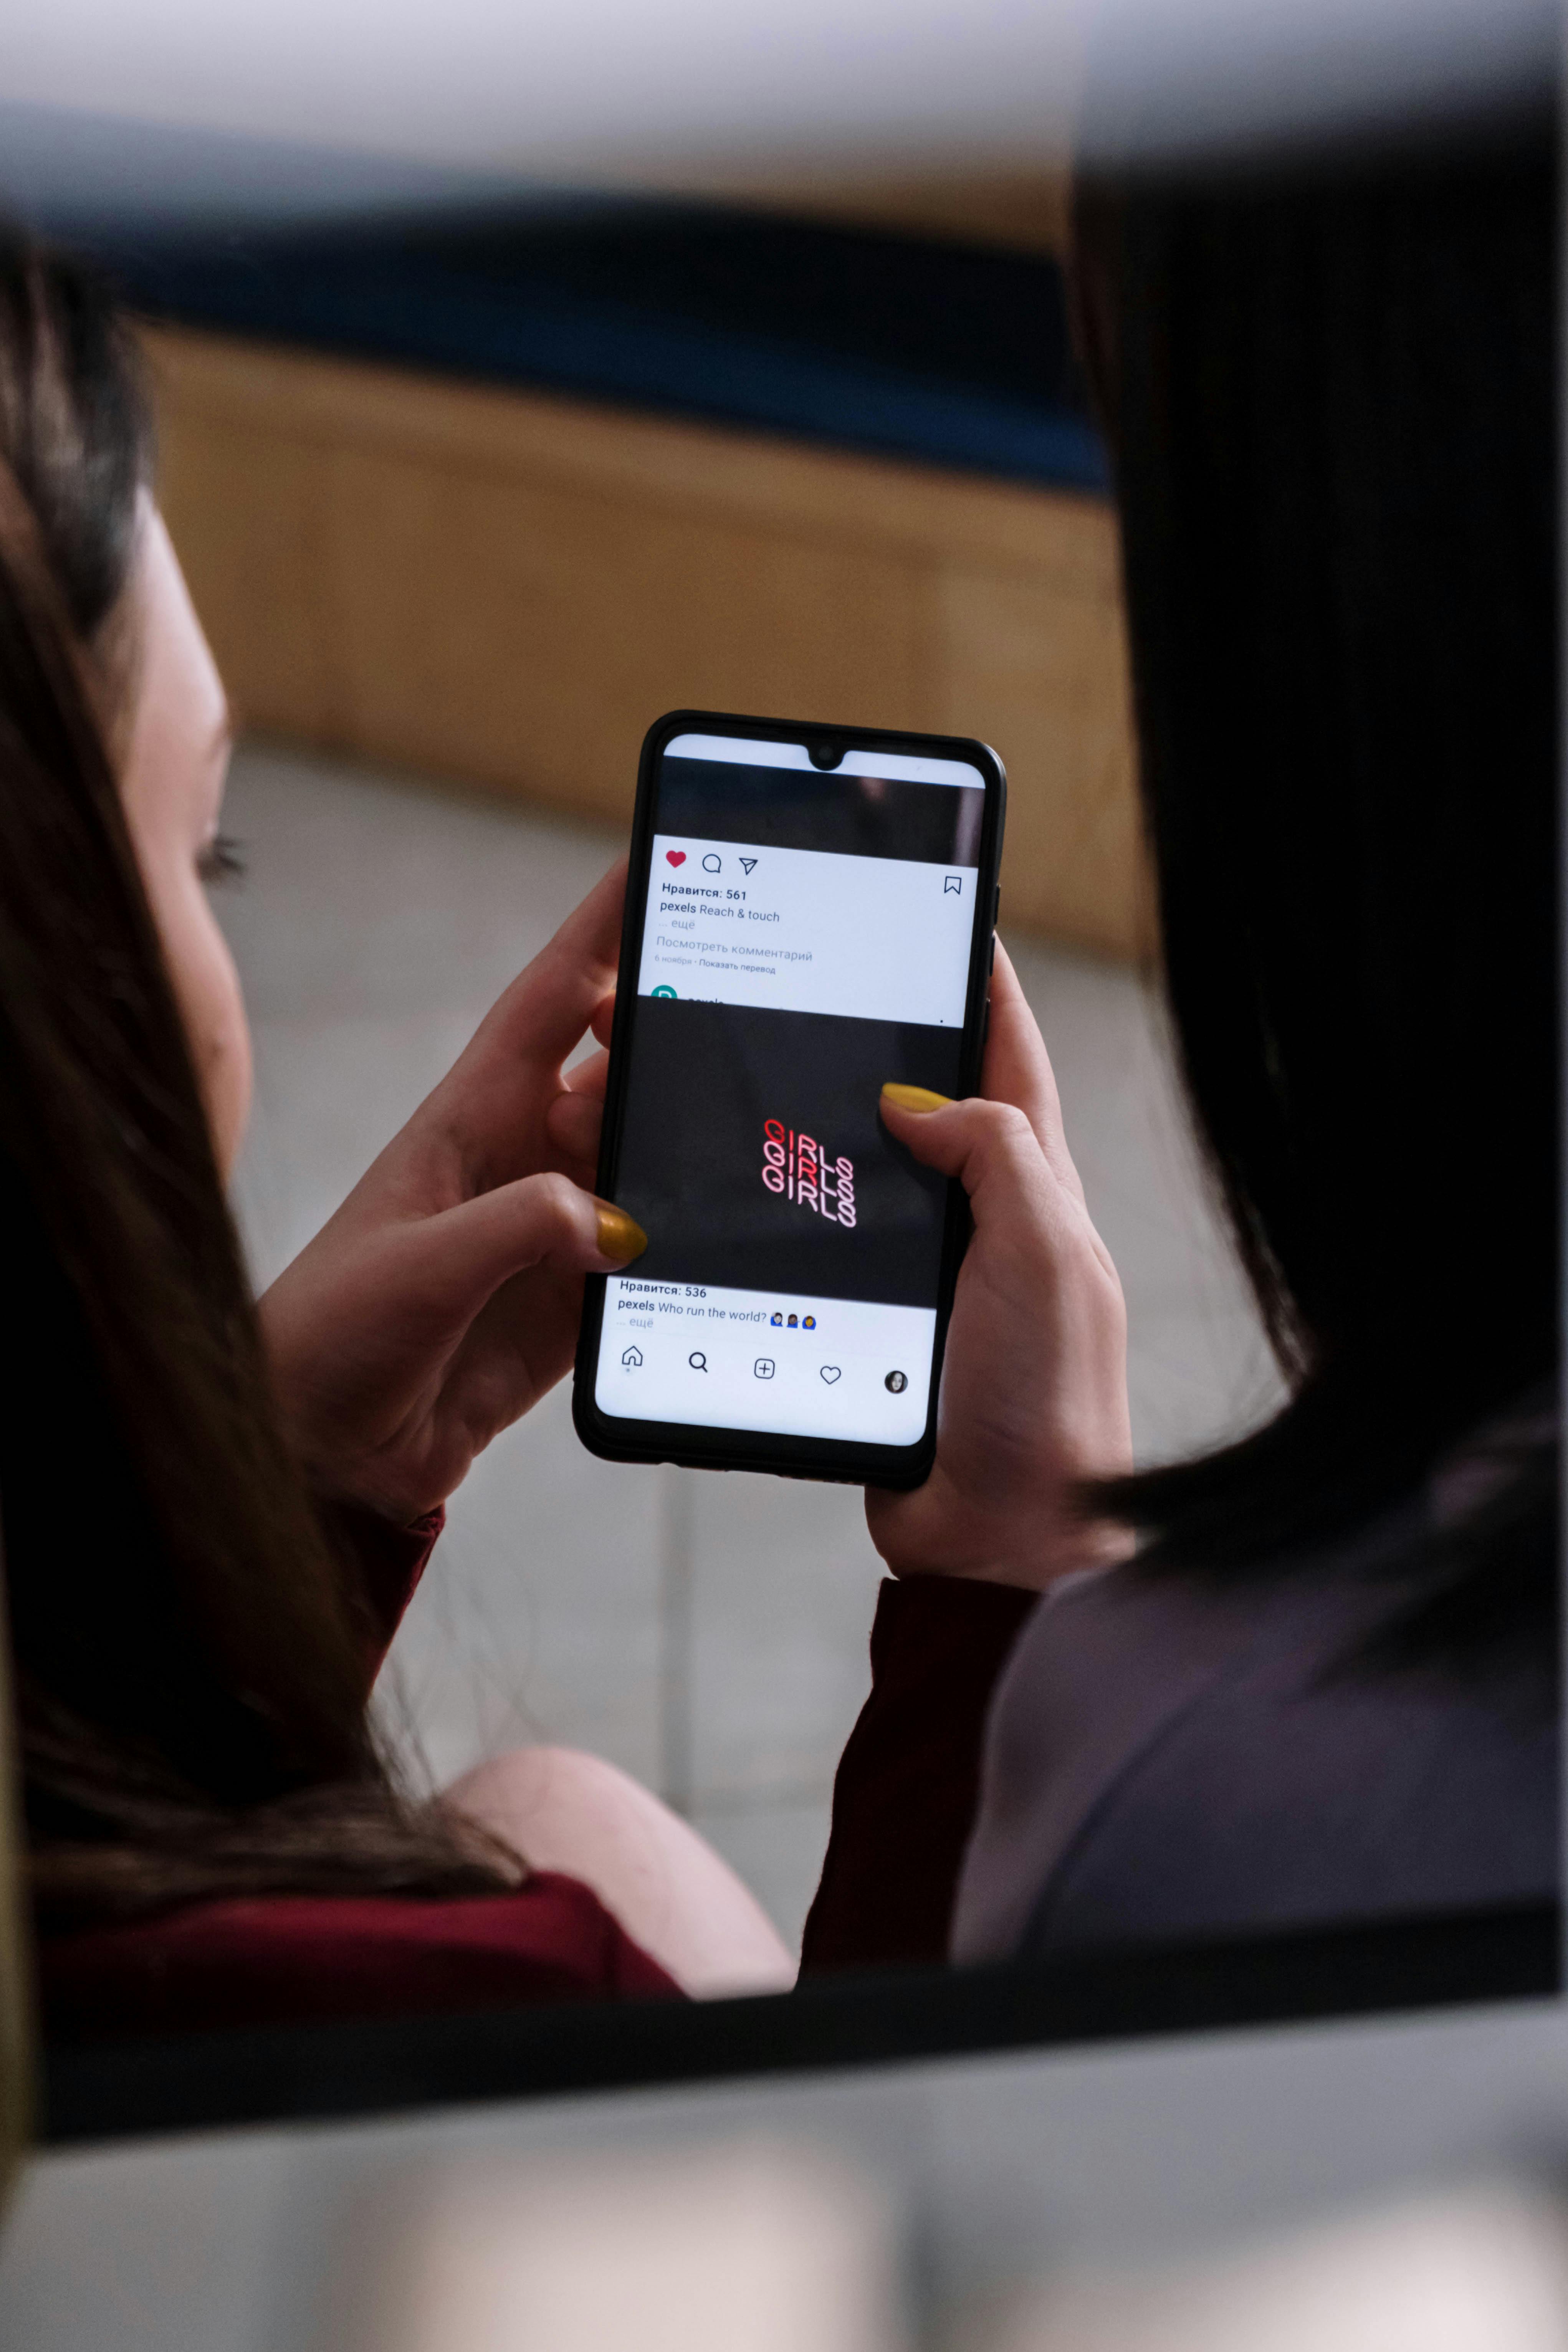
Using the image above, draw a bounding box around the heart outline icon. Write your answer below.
[665,850,686,866]
[819,1365,842,1384]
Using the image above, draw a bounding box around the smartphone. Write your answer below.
[572,710,1006,1487]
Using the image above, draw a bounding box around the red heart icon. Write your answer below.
[665,850,686,867]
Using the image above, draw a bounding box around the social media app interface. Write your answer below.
[595,732,988,1446]
[602,1281,935,1444]
[639,838,974,1025]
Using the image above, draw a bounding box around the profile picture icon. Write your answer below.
[787,1313,798,1328]
[770,1311,783,1327]
[802,1315,816,1329]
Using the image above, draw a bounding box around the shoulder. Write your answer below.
[40,1873,680,2044]
[956,1532,1558,1963]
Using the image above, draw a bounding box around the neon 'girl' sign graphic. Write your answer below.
[762,1120,856,1227]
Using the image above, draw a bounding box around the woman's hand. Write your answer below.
[258,863,637,1523]
[867,942,1134,1592]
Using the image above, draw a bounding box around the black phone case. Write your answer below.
[571,708,1007,1487]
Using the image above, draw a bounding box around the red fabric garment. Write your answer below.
[800,1575,1036,1972]
[38,1497,682,2041]
[42,1876,678,2042]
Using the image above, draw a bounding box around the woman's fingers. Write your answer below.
[391,866,625,1186]
[880,1084,1117,1298]
[982,943,1085,1205]
[452,862,629,1092]
[453,1171,647,1295]
[879,943,1088,1211]
[393,1171,646,1331]
[562,1044,611,1102]
[545,1086,605,1168]
[880,1086,1049,1211]
[545,1043,610,1167]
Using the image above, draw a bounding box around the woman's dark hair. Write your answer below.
[0,232,511,1925]
[1073,118,1557,1600]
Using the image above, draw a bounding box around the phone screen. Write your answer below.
[592,729,991,1449]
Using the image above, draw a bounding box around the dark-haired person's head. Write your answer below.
[0,236,504,1924]
[1074,116,1556,1596]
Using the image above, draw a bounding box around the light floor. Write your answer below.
[220,741,1282,1948]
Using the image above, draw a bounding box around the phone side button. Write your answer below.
[988,930,997,973]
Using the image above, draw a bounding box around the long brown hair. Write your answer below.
[0,232,512,1928]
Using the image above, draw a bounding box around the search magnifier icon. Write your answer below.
[688,1351,708,1371]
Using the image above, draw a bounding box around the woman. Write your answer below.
[0,235,791,2036]
[12,110,1555,2033]
[804,119,1558,1968]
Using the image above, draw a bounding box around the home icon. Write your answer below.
[621,1346,643,1368]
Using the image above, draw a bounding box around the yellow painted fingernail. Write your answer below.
[880,1082,954,1113]
[594,1202,648,1263]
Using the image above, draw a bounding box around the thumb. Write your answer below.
[385,1174,647,1328]
[879,1083,1050,1217]
[880,1085,1117,1291]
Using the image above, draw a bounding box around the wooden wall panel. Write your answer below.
[318,447,928,825]
[641,164,1073,254]
[932,568,1144,948]
[145,326,1147,958]
[155,404,340,741]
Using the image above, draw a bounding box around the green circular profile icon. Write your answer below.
[651,984,677,999]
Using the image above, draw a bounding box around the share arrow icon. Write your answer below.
[739,857,758,874]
